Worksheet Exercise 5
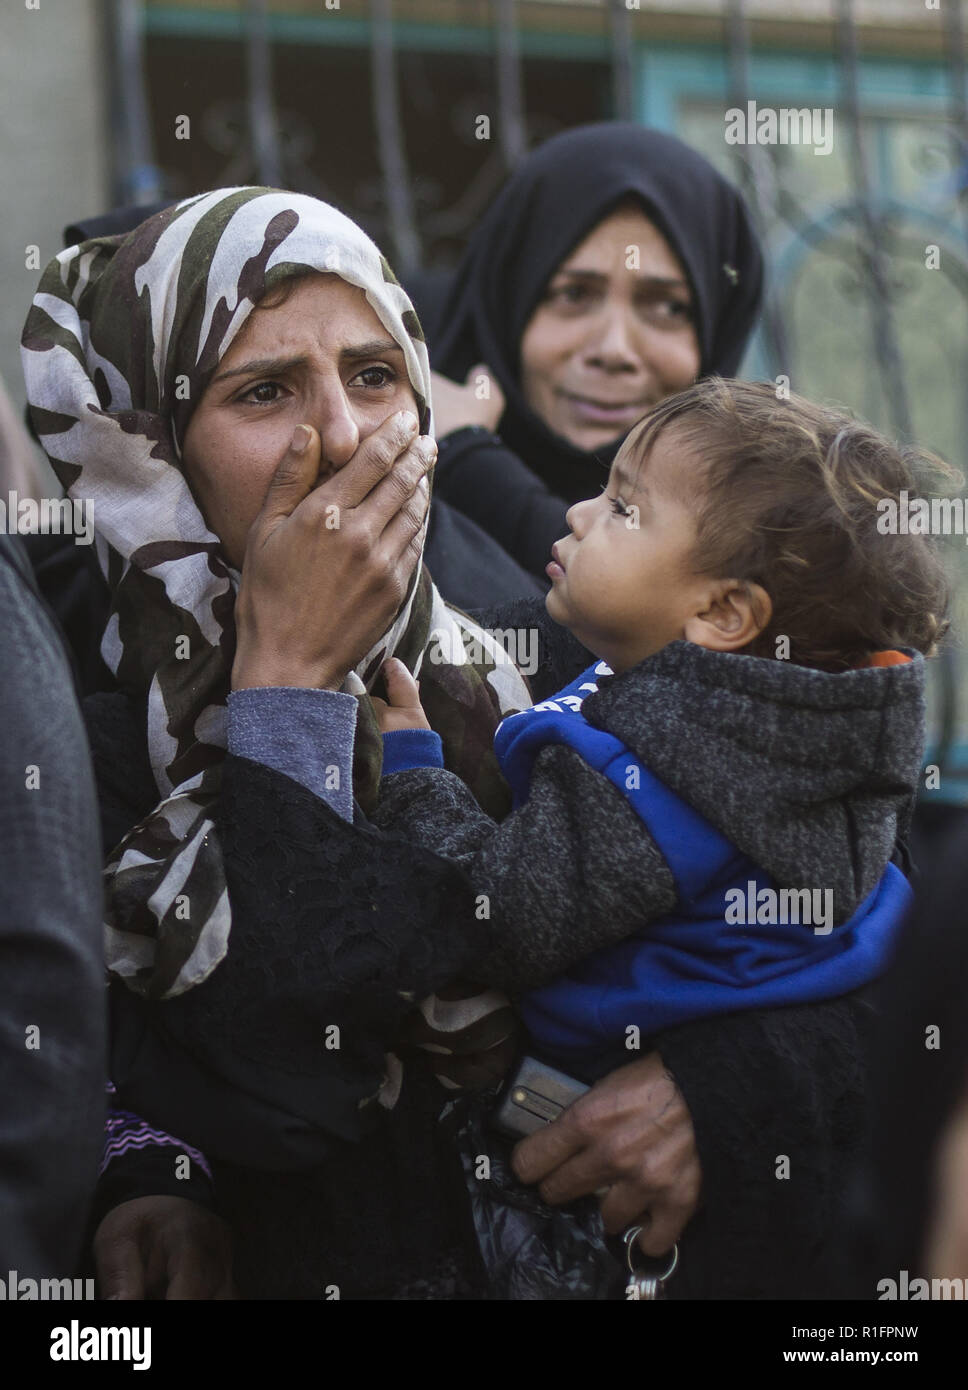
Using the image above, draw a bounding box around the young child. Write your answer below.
[371,378,951,1085]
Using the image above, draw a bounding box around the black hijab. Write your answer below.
[432,122,765,504]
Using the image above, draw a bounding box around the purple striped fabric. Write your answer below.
[101,1082,212,1180]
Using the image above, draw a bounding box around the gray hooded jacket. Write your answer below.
[374,638,925,995]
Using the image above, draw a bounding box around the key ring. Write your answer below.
[622,1226,679,1300]
[623,1227,679,1280]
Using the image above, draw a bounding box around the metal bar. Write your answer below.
[245,0,283,187]
[370,0,422,275]
[494,0,527,169]
[723,0,793,378]
[834,0,913,440]
[112,0,164,206]
[931,639,960,787]
[609,0,635,123]
[942,0,968,252]
[943,0,968,129]
[938,0,968,776]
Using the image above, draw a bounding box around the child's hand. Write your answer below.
[372,657,432,734]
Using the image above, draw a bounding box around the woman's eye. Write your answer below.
[549,282,594,308]
[353,365,397,388]
[609,494,631,517]
[241,381,283,405]
[643,297,693,325]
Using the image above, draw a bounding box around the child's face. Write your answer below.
[545,428,727,672]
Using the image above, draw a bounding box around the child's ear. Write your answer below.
[684,581,772,652]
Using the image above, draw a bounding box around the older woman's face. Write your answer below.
[182,272,419,568]
[519,205,701,452]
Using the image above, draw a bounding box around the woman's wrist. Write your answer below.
[231,660,344,693]
[232,585,349,692]
[231,639,346,692]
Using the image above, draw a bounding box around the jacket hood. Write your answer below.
[579,640,926,922]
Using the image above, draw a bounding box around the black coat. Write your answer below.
[423,491,544,609]
[433,425,568,586]
[86,596,874,1299]
[0,536,105,1279]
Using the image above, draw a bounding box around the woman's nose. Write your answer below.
[314,387,361,469]
[583,305,642,372]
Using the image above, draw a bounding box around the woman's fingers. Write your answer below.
[321,408,419,512]
[368,435,435,535]
[233,408,432,693]
[377,458,432,567]
[368,430,432,580]
[257,424,322,529]
[295,427,432,544]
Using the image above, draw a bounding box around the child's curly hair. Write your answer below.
[625,378,958,672]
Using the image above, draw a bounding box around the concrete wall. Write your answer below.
[0,0,109,438]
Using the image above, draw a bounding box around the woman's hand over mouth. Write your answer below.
[232,411,434,692]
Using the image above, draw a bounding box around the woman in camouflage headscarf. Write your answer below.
[21,187,531,1032]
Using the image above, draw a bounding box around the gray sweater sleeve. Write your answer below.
[372,743,677,993]
[227,686,358,821]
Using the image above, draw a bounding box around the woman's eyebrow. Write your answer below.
[211,340,404,384]
[212,355,308,384]
[635,276,691,293]
[340,339,404,363]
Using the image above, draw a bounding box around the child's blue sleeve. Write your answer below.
[381,729,445,775]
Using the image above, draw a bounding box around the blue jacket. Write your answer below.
[494,659,913,1067]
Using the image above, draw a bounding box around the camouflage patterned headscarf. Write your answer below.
[21,188,532,1022]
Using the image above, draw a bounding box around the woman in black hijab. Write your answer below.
[429,122,764,585]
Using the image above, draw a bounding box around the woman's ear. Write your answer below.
[683,580,772,652]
